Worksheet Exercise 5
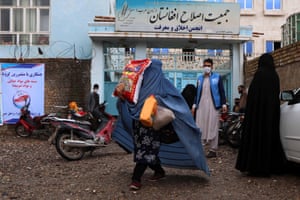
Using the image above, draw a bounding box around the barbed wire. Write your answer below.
[8,40,96,60]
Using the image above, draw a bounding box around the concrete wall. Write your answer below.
[244,41,300,91]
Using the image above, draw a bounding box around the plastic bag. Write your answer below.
[140,95,175,130]
[113,59,151,104]
[153,105,175,130]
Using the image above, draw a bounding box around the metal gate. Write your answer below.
[103,48,232,115]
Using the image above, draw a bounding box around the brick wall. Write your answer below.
[244,41,300,91]
[0,58,91,134]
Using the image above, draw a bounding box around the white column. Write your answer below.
[231,43,244,105]
[91,42,105,102]
[135,42,147,59]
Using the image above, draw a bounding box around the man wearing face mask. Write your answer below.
[192,58,227,158]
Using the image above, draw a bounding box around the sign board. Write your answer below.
[115,0,240,34]
[1,63,45,124]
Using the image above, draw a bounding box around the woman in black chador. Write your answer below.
[235,53,286,176]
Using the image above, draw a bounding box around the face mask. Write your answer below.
[203,67,211,74]
[94,89,98,93]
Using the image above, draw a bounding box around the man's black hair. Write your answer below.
[93,84,99,89]
[203,58,213,65]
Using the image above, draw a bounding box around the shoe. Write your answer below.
[129,181,142,190]
[206,151,217,158]
[149,172,166,181]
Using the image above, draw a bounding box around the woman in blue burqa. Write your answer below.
[113,58,210,190]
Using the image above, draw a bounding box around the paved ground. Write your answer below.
[0,132,299,200]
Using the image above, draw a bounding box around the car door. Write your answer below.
[280,90,300,163]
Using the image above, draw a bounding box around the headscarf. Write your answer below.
[235,53,286,174]
[258,53,275,70]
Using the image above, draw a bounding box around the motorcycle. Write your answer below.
[15,104,57,138]
[219,111,244,148]
[48,102,117,161]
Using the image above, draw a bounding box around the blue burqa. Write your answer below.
[112,59,210,176]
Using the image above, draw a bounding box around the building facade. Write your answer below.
[0,0,108,59]
[88,0,254,114]
[1,0,299,117]
[234,0,300,58]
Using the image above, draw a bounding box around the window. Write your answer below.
[207,0,223,2]
[161,48,168,54]
[266,41,273,53]
[274,41,281,50]
[0,0,50,45]
[266,40,281,53]
[182,48,195,61]
[125,47,135,55]
[0,0,17,6]
[207,49,223,56]
[152,48,169,55]
[243,41,253,57]
[237,0,253,9]
[152,48,161,55]
[265,0,281,10]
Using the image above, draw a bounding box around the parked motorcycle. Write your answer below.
[15,104,56,137]
[219,111,244,148]
[48,102,116,161]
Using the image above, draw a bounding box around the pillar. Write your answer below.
[91,42,105,102]
[231,43,244,106]
[135,42,147,59]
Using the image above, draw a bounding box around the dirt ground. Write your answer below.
[0,132,299,200]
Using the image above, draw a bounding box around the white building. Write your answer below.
[234,0,300,58]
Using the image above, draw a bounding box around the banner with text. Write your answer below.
[1,63,45,124]
[115,0,240,34]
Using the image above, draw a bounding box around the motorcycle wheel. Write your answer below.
[15,124,32,137]
[55,132,85,161]
[227,126,241,148]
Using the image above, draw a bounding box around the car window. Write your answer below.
[288,89,300,105]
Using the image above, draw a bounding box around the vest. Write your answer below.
[195,72,222,109]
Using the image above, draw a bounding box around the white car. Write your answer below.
[280,89,300,164]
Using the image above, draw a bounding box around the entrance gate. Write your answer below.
[103,48,232,115]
